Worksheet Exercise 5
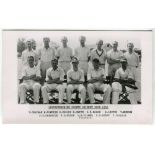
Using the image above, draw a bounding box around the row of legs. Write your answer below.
[19,82,139,104]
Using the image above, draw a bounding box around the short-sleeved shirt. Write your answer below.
[56,46,73,62]
[74,46,90,61]
[21,49,38,66]
[22,65,41,83]
[115,68,134,80]
[38,47,55,62]
[107,49,123,63]
[87,67,105,80]
[90,49,106,65]
[67,69,84,82]
[46,67,64,81]
[123,51,139,67]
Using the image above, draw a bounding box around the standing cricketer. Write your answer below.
[66,57,86,104]
[74,36,90,76]
[106,41,123,81]
[56,36,73,75]
[123,42,140,102]
[38,37,56,82]
[90,40,107,69]
[21,40,38,67]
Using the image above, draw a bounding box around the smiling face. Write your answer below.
[62,39,67,47]
[121,60,128,70]
[112,42,118,51]
[51,59,58,70]
[44,39,50,48]
[32,41,36,50]
[79,37,86,47]
[127,43,134,52]
[28,56,34,67]
[27,41,32,50]
[97,40,103,50]
[72,61,78,71]
[92,59,100,70]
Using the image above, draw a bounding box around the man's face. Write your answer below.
[72,62,78,70]
[97,41,103,50]
[28,57,34,67]
[93,61,100,69]
[27,41,32,49]
[32,42,36,50]
[121,61,127,68]
[62,39,67,46]
[80,39,85,45]
[51,60,58,69]
[128,43,134,51]
[113,43,118,50]
[44,40,50,47]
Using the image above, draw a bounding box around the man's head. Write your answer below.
[79,36,86,46]
[127,42,134,52]
[92,58,100,70]
[28,56,34,67]
[43,37,50,48]
[51,57,58,70]
[120,58,128,69]
[61,36,68,47]
[26,40,32,50]
[31,39,36,50]
[71,57,79,71]
[112,41,118,51]
[96,40,103,50]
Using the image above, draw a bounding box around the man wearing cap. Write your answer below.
[56,36,73,74]
[21,40,38,67]
[38,37,56,82]
[87,58,111,104]
[66,57,86,104]
[41,58,65,104]
[74,36,90,76]
[90,40,107,69]
[106,41,123,81]
[19,56,41,104]
[124,42,140,102]
[112,58,137,104]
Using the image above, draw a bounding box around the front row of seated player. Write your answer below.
[19,56,137,104]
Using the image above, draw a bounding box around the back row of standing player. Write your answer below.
[21,36,139,81]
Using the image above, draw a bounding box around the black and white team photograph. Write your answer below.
[17,30,141,105]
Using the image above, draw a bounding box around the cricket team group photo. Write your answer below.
[17,33,141,104]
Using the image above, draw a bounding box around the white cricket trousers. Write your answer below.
[42,84,65,104]
[67,84,86,104]
[87,83,111,104]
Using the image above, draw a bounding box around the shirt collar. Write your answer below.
[51,67,59,71]
[96,48,104,57]
[27,49,33,52]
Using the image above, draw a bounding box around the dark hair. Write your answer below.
[93,58,99,63]
[28,56,34,61]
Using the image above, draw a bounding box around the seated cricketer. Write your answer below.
[19,56,41,104]
[66,57,86,104]
[112,58,137,104]
[41,58,65,104]
[87,58,111,104]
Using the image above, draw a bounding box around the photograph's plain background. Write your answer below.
[0,0,155,155]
